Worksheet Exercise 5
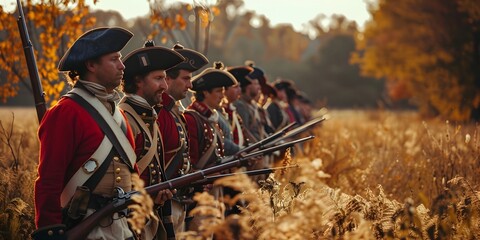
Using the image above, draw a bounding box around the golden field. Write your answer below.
[1,108,479,239]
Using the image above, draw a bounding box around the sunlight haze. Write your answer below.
[0,0,372,32]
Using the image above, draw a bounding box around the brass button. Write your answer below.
[142,113,147,116]
[150,163,155,168]
[116,176,122,183]
[115,168,121,174]
[113,156,119,162]
[58,229,64,235]
[151,179,156,184]
[48,230,53,236]
[151,170,157,175]
[146,123,150,128]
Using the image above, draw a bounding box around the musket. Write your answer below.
[65,136,314,240]
[263,117,325,149]
[235,121,297,156]
[16,0,47,122]
[188,165,299,187]
[215,118,323,165]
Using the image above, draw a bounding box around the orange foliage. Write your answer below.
[386,79,411,101]
[148,0,204,42]
[354,0,480,121]
[0,0,95,104]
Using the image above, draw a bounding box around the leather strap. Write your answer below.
[66,88,136,169]
[186,111,219,169]
[165,109,189,179]
[118,102,159,174]
[60,136,113,208]
[231,111,244,147]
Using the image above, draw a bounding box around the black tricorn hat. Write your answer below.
[191,62,238,91]
[245,60,267,85]
[273,78,294,90]
[58,27,133,71]
[261,82,277,98]
[227,66,254,88]
[122,41,185,83]
[170,43,209,72]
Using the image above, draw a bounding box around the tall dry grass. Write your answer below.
[314,110,480,207]
[0,108,38,240]
[1,108,479,239]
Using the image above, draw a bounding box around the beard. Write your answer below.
[249,91,259,100]
[145,91,163,106]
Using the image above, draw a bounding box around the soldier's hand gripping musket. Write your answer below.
[16,0,47,122]
[65,136,313,240]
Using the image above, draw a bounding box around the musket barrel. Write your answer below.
[236,121,297,155]
[189,165,299,186]
[16,0,47,122]
[263,117,325,149]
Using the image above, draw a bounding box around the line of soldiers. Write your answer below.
[32,26,312,240]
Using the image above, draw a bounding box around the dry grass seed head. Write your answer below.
[128,174,157,234]
[188,192,226,237]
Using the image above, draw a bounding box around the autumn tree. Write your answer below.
[147,0,216,53]
[353,0,480,121]
[0,0,95,105]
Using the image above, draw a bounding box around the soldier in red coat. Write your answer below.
[184,62,238,231]
[184,62,238,169]
[33,27,138,239]
[231,64,266,143]
[231,63,272,182]
[119,41,185,239]
[156,43,208,239]
[225,66,254,147]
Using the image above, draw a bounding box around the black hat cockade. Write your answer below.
[244,60,267,86]
[191,62,238,92]
[58,27,133,71]
[226,66,253,88]
[122,40,185,84]
[170,43,209,72]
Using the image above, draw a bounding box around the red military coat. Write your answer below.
[184,101,224,169]
[156,93,191,179]
[35,96,136,228]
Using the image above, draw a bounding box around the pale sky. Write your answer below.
[1,0,372,33]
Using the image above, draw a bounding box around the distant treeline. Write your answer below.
[3,1,389,109]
